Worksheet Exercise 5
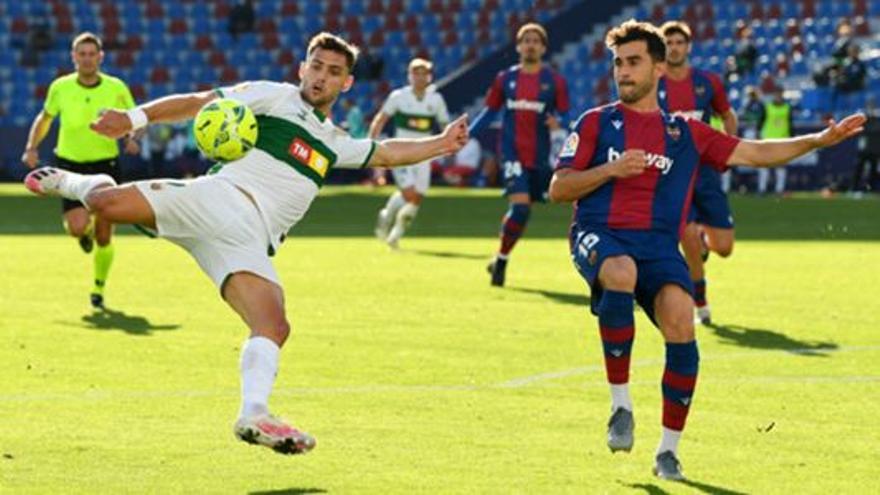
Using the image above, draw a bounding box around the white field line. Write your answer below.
[1,346,878,403]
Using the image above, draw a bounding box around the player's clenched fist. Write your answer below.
[610,149,647,178]
[89,109,134,139]
[442,114,470,153]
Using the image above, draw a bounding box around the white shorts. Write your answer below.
[134,176,278,291]
[391,160,431,194]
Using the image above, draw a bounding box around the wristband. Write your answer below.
[126,107,149,130]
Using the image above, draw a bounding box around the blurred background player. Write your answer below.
[371,58,450,249]
[20,32,139,310]
[469,22,570,286]
[757,87,793,195]
[738,86,766,192]
[659,21,738,325]
[550,19,864,481]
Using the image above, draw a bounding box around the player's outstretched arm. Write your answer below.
[549,150,647,203]
[90,90,218,140]
[368,114,469,168]
[728,113,866,168]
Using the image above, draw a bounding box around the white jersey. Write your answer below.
[380,85,449,139]
[214,81,376,250]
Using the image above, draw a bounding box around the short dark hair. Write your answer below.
[306,32,359,72]
[605,19,666,62]
[660,21,692,43]
[72,32,102,51]
[516,22,548,46]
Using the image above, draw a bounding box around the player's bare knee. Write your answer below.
[95,231,112,246]
[714,241,734,257]
[66,224,87,238]
[85,188,114,216]
[270,319,291,346]
[599,257,637,291]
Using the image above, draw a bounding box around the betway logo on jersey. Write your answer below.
[288,138,330,176]
[607,147,674,175]
[506,99,546,113]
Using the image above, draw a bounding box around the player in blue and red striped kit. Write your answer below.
[659,21,739,324]
[469,22,570,286]
[550,20,864,480]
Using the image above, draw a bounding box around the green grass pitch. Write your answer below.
[1,183,878,493]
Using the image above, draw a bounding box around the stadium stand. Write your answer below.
[547,0,880,124]
[0,0,876,188]
[0,0,575,126]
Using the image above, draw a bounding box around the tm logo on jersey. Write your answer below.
[607,147,674,175]
[505,99,546,113]
[407,117,432,131]
[288,138,330,176]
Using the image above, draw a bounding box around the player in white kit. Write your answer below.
[370,58,450,248]
[24,33,469,456]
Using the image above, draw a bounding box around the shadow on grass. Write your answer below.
[249,489,326,495]
[510,286,591,307]
[79,308,181,335]
[408,248,488,260]
[705,322,838,356]
[621,479,748,495]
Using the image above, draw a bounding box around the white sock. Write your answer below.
[610,384,632,411]
[657,427,682,456]
[382,191,406,218]
[59,171,116,204]
[388,202,419,243]
[238,336,280,419]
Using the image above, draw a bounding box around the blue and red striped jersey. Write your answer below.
[556,103,740,237]
[484,64,569,169]
[658,68,730,123]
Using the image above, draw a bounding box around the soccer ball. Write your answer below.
[193,98,258,162]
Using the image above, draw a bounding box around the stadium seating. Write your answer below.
[0,0,574,126]
[1,0,877,128]
[551,0,878,122]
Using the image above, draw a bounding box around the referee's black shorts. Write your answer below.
[54,155,121,212]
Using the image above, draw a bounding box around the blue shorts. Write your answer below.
[501,160,550,203]
[570,225,694,327]
[688,166,734,229]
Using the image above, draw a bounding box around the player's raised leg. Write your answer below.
[652,283,699,481]
[223,272,316,455]
[596,255,638,453]
[25,167,157,229]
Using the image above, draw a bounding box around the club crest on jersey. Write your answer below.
[559,132,579,158]
[288,138,330,176]
[666,123,681,141]
[607,147,674,175]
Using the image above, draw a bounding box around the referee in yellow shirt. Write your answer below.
[22,32,140,310]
